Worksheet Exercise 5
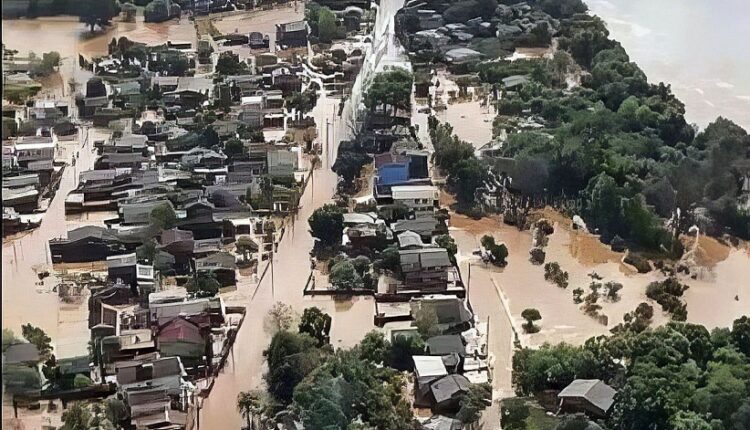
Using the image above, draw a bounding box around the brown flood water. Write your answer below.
[2,127,112,358]
[2,15,197,58]
[450,212,750,348]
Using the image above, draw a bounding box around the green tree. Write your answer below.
[264,331,322,404]
[186,272,221,297]
[329,260,363,290]
[215,51,247,75]
[3,329,20,352]
[365,68,414,118]
[298,307,332,346]
[500,398,530,430]
[434,235,458,265]
[732,316,750,356]
[224,138,245,158]
[481,235,508,266]
[318,7,338,43]
[358,331,390,364]
[731,403,750,430]
[414,306,440,339]
[79,0,119,32]
[237,390,264,430]
[61,402,92,430]
[332,151,371,185]
[388,334,425,371]
[451,158,489,210]
[374,245,401,273]
[457,383,492,425]
[73,374,93,388]
[308,204,345,247]
[149,203,177,230]
[21,323,52,359]
[521,309,542,333]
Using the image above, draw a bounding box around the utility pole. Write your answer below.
[270,243,275,299]
[326,119,331,168]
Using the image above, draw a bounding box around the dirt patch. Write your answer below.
[681,234,732,268]
[52,261,108,272]
[450,213,503,237]
[531,207,623,267]
[439,189,456,207]
[567,230,622,266]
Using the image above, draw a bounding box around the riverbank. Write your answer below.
[587,0,750,130]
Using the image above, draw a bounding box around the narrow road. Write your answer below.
[198,89,377,429]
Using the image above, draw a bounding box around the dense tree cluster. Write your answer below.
[365,68,414,118]
[308,204,346,248]
[485,14,750,249]
[512,318,750,429]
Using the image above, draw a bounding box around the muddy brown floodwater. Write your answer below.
[2,127,112,358]
[450,212,750,349]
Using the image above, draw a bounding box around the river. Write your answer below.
[587,0,750,131]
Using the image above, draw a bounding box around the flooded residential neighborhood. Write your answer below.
[3,0,749,429]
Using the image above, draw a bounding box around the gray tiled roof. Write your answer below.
[558,379,617,413]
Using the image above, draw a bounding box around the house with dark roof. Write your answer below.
[430,374,472,412]
[399,248,452,292]
[195,252,237,287]
[49,225,140,263]
[276,20,308,50]
[557,379,617,418]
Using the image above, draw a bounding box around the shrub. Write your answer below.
[646,277,689,320]
[543,262,569,288]
[521,308,541,333]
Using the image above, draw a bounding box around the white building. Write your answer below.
[391,185,439,217]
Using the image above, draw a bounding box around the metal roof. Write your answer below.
[413,355,448,379]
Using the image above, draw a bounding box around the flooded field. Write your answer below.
[212,4,303,53]
[450,211,750,348]
[433,72,495,148]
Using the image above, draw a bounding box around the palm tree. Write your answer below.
[237,390,263,430]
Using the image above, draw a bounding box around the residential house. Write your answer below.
[124,386,187,429]
[115,356,188,398]
[392,216,445,242]
[399,248,452,292]
[266,148,298,178]
[107,252,155,295]
[391,185,439,218]
[149,296,225,327]
[13,135,55,179]
[429,374,472,412]
[411,296,473,334]
[155,315,212,374]
[158,228,195,274]
[248,32,270,49]
[275,20,308,50]
[101,134,149,155]
[195,251,237,287]
[557,379,617,418]
[49,225,140,263]
[413,355,448,408]
[100,330,157,376]
[95,152,149,170]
